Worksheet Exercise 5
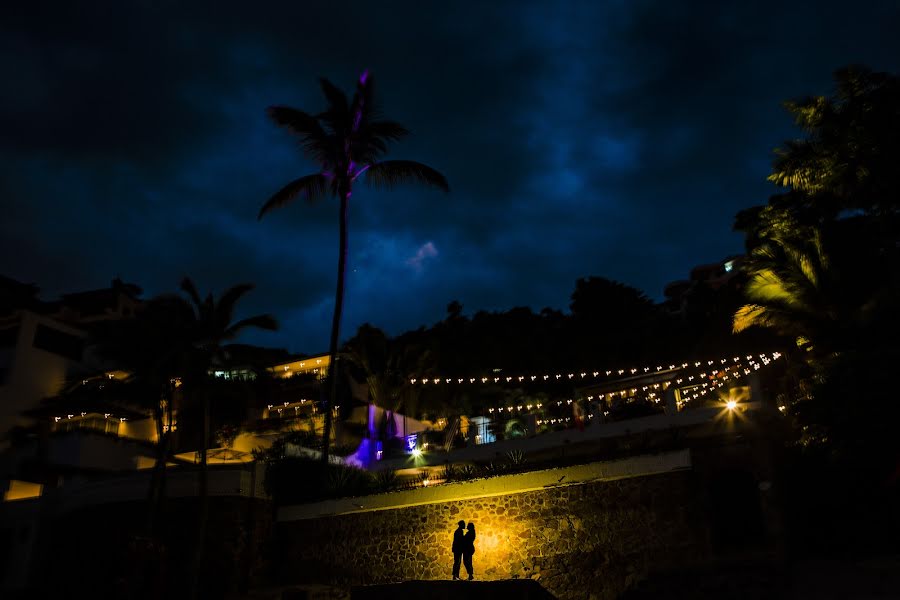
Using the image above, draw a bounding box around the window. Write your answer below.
[32,324,83,361]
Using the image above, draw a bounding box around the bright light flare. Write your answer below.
[411,448,423,458]
[725,399,738,411]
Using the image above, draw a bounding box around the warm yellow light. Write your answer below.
[4,480,43,502]
[726,400,738,411]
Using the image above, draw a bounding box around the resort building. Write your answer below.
[0,276,141,445]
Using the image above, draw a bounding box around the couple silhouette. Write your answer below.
[451,520,476,580]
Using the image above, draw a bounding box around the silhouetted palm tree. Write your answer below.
[259,71,449,463]
[176,277,276,600]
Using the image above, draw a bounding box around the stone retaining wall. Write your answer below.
[276,466,710,600]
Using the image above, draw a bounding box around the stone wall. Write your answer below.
[276,467,711,600]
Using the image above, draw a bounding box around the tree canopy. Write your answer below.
[733,66,900,463]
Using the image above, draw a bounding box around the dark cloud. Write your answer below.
[2,0,900,352]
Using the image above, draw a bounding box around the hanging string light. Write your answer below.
[472,354,781,418]
[408,351,782,387]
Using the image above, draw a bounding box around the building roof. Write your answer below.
[0,275,46,315]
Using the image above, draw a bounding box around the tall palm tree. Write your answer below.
[177,277,277,600]
[258,71,449,463]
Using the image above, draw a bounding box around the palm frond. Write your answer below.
[180,278,203,311]
[799,253,819,288]
[267,106,326,140]
[224,314,278,340]
[217,284,256,325]
[363,160,449,192]
[367,120,409,142]
[318,78,350,133]
[267,106,331,162]
[258,174,328,219]
[746,269,792,303]
[355,120,409,160]
[319,78,349,111]
[351,137,388,164]
[733,303,770,333]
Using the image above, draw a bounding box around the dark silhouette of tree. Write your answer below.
[175,278,276,600]
[91,295,195,539]
[767,66,900,219]
[736,66,900,251]
[734,66,900,461]
[344,325,400,411]
[259,72,449,464]
[733,233,842,356]
[570,277,664,364]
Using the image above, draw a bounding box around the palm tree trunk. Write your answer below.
[146,404,165,535]
[144,390,172,595]
[322,184,350,464]
[189,391,210,600]
[158,388,173,522]
[146,386,173,538]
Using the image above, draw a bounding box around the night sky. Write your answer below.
[3,1,900,354]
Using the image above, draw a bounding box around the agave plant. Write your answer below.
[457,464,480,481]
[441,463,458,482]
[372,468,398,492]
[505,449,527,468]
[481,461,508,477]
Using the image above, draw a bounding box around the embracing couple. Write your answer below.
[451,520,476,580]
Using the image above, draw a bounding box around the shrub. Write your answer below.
[481,461,507,477]
[506,449,526,467]
[457,464,479,480]
[257,453,371,504]
[372,469,398,492]
[441,463,458,482]
[327,465,370,497]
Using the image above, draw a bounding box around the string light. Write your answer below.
[478,361,772,424]
[474,354,781,418]
[407,352,782,386]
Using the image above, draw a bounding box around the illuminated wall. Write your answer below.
[0,312,87,444]
[277,462,710,600]
[3,479,42,501]
[270,354,330,379]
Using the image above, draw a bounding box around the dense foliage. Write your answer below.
[731,67,900,556]
[339,272,771,420]
[734,67,900,465]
